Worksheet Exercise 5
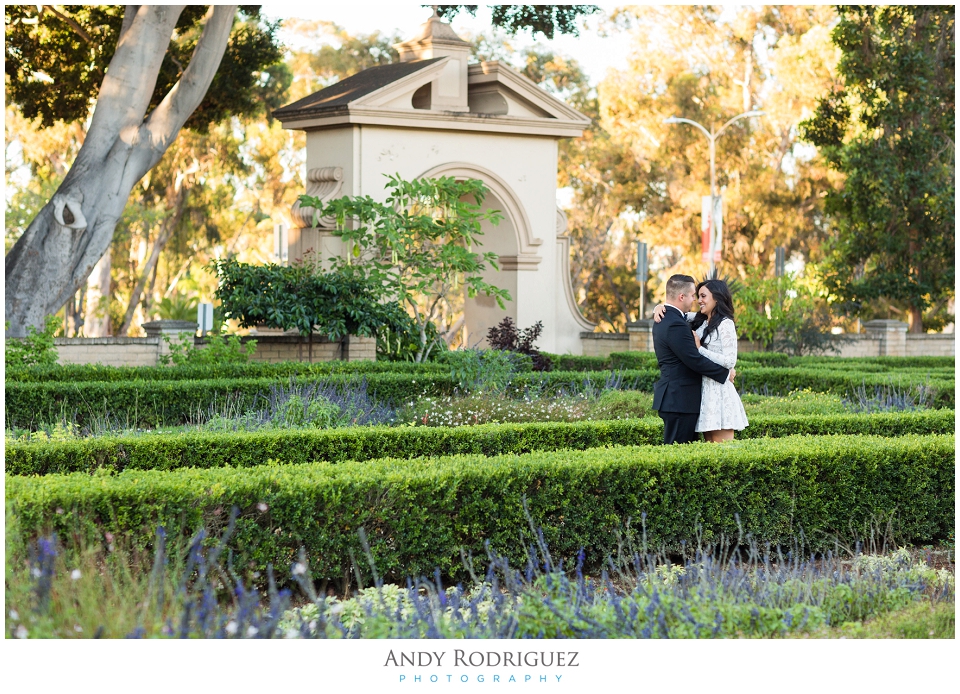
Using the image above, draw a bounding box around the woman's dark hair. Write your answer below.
[690,279,735,345]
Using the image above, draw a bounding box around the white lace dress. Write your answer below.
[690,316,749,432]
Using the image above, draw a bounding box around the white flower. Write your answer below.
[246,625,259,637]
[284,628,300,639]
[292,562,307,576]
[225,620,238,635]
[31,567,41,578]
[257,502,268,512]
[15,625,28,639]
[74,624,83,632]
[71,569,82,581]
[9,610,19,620]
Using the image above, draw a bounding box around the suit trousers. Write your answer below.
[659,411,700,444]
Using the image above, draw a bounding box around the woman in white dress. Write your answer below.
[653,279,748,442]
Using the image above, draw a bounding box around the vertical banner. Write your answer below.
[636,241,648,319]
[701,196,712,262]
[712,196,722,262]
[197,302,214,334]
[274,223,289,264]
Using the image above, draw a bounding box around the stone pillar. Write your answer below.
[142,320,198,361]
[863,319,908,356]
[626,319,654,352]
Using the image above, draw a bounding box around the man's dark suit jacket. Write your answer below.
[652,306,731,413]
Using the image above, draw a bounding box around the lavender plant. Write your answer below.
[8,509,953,639]
[843,381,935,413]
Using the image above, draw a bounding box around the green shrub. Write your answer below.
[6,434,954,583]
[5,316,60,367]
[437,348,529,393]
[160,332,257,366]
[6,410,954,476]
[5,361,448,383]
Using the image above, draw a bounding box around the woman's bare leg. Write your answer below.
[702,430,734,443]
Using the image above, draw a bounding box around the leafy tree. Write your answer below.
[300,175,511,363]
[562,6,843,330]
[800,6,955,333]
[4,6,285,337]
[213,257,411,361]
[734,267,848,356]
[4,5,596,337]
[436,5,599,39]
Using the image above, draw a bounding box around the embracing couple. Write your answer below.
[650,274,749,445]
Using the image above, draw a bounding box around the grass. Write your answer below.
[793,600,955,638]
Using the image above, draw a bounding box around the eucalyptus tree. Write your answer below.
[4,5,283,336]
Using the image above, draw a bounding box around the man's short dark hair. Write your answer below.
[665,274,696,300]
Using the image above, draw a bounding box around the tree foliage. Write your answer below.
[213,257,409,343]
[300,175,511,362]
[800,6,955,332]
[4,5,286,130]
[557,6,843,330]
[435,5,599,39]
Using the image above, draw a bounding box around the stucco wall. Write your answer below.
[303,125,588,354]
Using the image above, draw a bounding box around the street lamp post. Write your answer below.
[664,110,764,277]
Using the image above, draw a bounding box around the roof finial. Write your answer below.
[430,5,440,19]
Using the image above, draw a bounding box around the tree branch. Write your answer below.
[139,6,236,163]
[119,5,141,42]
[81,5,185,160]
[42,5,94,44]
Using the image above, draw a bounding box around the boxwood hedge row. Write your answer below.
[7,410,954,477]
[6,366,952,428]
[4,360,448,383]
[6,434,954,582]
[10,353,949,383]
[546,352,954,373]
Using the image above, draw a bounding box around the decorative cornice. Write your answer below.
[497,254,542,271]
[291,167,344,229]
[279,106,587,139]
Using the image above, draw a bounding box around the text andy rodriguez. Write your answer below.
[384,650,580,667]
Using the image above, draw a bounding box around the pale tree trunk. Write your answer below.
[118,179,189,335]
[4,4,237,337]
[84,249,113,337]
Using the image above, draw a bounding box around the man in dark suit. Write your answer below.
[652,274,734,444]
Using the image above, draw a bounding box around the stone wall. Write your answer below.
[42,321,378,367]
[601,319,955,358]
[54,337,162,367]
[904,334,955,358]
[579,331,628,357]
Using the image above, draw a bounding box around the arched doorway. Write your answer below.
[418,163,539,349]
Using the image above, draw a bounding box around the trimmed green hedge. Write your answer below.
[546,352,954,373]
[3,370,659,428]
[12,353,948,383]
[4,360,448,383]
[7,410,954,477]
[6,365,952,429]
[7,434,954,582]
[734,368,954,407]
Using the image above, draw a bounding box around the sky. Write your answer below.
[258,2,637,87]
